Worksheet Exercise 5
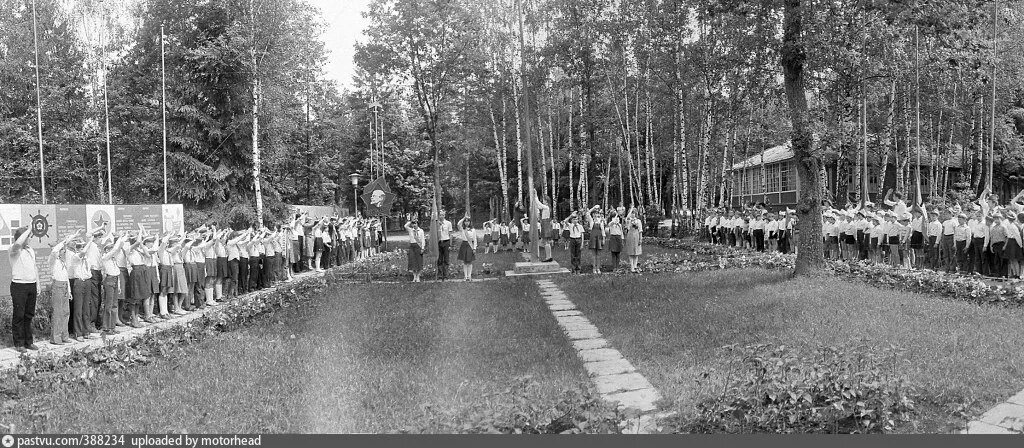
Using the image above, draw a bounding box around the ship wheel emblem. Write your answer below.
[30,210,50,243]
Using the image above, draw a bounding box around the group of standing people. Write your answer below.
[701,187,1024,279]
[6,211,380,352]
[403,189,646,281]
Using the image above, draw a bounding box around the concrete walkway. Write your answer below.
[962,391,1024,434]
[533,277,667,434]
[0,269,327,373]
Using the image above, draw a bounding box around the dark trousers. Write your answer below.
[249,257,262,291]
[238,257,249,294]
[925,236,939,269]
[955,240,969,272]
[9,282,37,347]
[569,237,583,272]
[334,243,344,266]
[119,267,130,323]
[437,240,451,279]
[261,254,273,287]
[192,280,204,308]
[939,235,955,272]
[297,236,306,271]
[753,229,765,252]
[69,278,90,338]
[970,237,987,275]
[101,275,118,331]
[89,269,102,329]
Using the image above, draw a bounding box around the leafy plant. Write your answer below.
[666,344,917,434]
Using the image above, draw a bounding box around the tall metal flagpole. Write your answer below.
[516,0,538,261]
[32,0,47,204]
[161,23,168,203]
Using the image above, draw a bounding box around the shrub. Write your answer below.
[665,344,916,434]
[394,376,624,434]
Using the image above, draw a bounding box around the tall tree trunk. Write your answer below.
[513,80,524,208]
[489,101,509,220]
[782,0,823,275]
[679,94,689,213]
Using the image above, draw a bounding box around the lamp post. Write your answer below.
[349,172,362,216]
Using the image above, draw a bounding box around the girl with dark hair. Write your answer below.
[456,216,478,281]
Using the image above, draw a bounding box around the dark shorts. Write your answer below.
[204,258,218,278]
[910,231,924,249]
[217,256,229,279]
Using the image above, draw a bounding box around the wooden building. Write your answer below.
[727,141,962,210]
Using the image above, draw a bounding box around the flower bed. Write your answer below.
[643,237,1024,307]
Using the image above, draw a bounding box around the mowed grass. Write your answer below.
[556,269,1024,433]
[0,279,588,433]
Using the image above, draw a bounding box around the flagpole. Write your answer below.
[32,0,47,204]
[161,23,168,203]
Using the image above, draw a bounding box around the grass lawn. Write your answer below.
[555,269,1024,433]
[0,278,589,433]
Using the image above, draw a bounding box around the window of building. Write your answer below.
[780,161,792,191]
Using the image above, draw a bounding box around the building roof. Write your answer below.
[731,142,793,170]
[730,141,963,171]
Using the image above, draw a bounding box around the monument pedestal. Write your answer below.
[504,261,570,277]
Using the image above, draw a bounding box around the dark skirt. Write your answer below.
[827,235,839,245]
[842,234,856,245]
[910,231,924,249]
[129,265,148,303]
[146,265,160,294]
[457,241,475,263]
[1004,239,1023,260]
[522,230,531,244]
[408,243,423,272]
[607,234,623,253]
[159,264,175,291]
[217,256,229,278]
[588,232,604,250]
[888,236,900,245]
[314,237,325,253]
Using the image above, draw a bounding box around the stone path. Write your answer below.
[533,277,667,434]
[962,390,1024,434]
[0,269,327,373]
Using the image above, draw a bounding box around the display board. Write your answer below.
[0,204,184,297]
[289,205,341,219]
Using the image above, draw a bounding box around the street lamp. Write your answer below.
[349,172,362,216]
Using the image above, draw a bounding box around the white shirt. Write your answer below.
[10,246,38,283]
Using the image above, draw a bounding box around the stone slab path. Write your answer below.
[962,390,1024,434]
[0,269,327,373]
[533,277,668,434]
